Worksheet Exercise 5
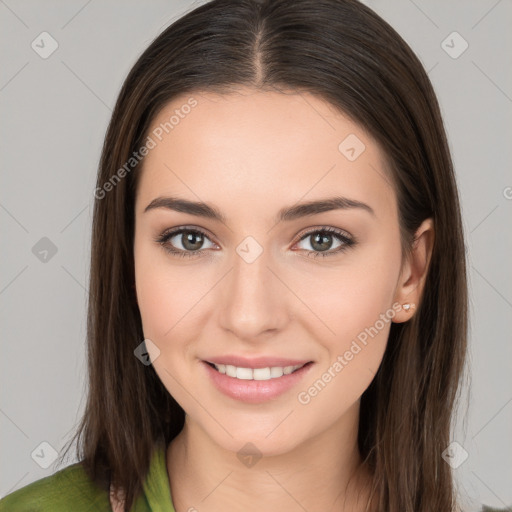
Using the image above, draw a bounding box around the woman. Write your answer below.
[1,0,501,510]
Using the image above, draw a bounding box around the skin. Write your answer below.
[133,87,434,512]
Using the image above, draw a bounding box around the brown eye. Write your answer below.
[177,230,205,251]
[294,227,355,259]
[156,227,216,258]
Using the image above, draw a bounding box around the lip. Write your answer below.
[204,355,311,369]
[202,359,314,404]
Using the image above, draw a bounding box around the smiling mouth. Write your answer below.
[205,361,313,381]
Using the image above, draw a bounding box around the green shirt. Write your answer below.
[1,444,510,512]
[0,441,175,511]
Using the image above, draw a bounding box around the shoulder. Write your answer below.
[0,462,111,511]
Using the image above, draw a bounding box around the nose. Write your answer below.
[217,245,289,342]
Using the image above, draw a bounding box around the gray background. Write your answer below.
[1,0,511,509]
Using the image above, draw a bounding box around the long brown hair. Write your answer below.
[57,0,468,509]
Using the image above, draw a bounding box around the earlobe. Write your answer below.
[392,218,434,323]
[402,303,416,313]
[392,302,417,324]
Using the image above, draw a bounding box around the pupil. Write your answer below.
[311,233,332,252]
[184,231,203,250]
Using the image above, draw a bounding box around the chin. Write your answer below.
[200,416,310,460]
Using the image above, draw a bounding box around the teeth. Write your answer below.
[212,363,305,380]
[270,367,283,378]
[253,367,271,380]
[236,367,253,380]
[225,365,237,377]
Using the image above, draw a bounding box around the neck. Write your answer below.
[166,402,375,512]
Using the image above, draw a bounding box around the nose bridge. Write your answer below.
[218,240,287,339]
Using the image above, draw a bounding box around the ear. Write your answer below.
[392,217,434,323]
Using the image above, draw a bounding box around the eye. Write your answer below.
[155,227,217,258]
[293,227,356,259]
[155,225,356,259]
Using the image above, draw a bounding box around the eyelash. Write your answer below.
[154,226,356,260]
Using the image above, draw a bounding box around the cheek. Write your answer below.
[294,299,392,428]
[135,262,171,342]
[292,241,400,403]
[134,240,202,341]
[134,246,199,409]
[294,240,400,348]
[133,241,211,394]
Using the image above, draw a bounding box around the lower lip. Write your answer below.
[202,361,314,403]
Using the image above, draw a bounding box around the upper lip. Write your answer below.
[204,355,312,369]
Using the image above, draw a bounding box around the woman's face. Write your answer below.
[134,88,411,455]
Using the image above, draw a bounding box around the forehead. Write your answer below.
[135,88,396,223]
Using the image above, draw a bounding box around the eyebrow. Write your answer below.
[143,195,375,223]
